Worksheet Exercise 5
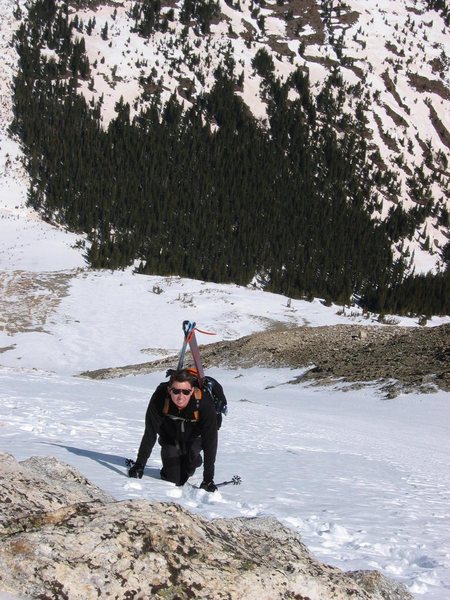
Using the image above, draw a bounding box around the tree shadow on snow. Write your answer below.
[40,442,161,479]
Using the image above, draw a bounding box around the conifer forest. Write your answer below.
[11,0,450,315]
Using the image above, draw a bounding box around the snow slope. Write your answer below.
[1,2,450,599]
[1,259,450,600]
[1,364,450,599]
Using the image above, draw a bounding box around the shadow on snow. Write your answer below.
[40,442,160,479]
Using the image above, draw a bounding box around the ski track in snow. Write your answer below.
[1,366,450,599]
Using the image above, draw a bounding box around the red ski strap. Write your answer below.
[193,326,216,336]
[186,326,216,343]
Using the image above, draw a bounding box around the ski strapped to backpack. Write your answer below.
[176,320,195,371]
[180,320,216,386]
[168,321,228,426]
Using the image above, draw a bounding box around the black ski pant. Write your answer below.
[159,436,202,486]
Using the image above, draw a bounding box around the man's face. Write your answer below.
[169,381,194,409]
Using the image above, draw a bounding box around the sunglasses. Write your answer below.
[170,387,193,396]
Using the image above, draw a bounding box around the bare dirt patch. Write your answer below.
[428,103,450,152]
[382,103,409,129]
[0,270,75,334]
[381,71,410,113]
[408,73,450,101]
[373,113,400,153]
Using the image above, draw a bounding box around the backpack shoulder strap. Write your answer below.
[163,395,170,415]
[163,390,200,422]
[193,387,201,421]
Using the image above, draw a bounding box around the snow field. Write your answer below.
[1,267,427,376]
[1,366,450,598]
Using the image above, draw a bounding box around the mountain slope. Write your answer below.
[68,0,450,271]
[3,0,450,313]
[0,0,86,271]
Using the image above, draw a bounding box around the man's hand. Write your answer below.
[200,480,217,492]
[128,463,144,479]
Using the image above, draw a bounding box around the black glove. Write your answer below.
[200,480,217,493]
[128,463,144,479]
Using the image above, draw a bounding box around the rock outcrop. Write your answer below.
[0,453,413,600]
[81,323,450,398]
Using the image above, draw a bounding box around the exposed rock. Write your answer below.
[0,453,113,533]
[81,323,450,398]
[349,571,414,600]
[0,453,413,600]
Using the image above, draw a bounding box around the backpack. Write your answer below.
[201,374,227,429]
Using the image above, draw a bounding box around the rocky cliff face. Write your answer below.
[0,453,413,600]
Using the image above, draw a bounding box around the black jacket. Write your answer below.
[136,381,218,482]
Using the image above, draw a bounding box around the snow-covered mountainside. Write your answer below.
[1,5,450,599]
[0,0,86,271]
[1,0,449,278]
[47,0,450,272]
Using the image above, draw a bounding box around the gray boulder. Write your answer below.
[0,453,413,600]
